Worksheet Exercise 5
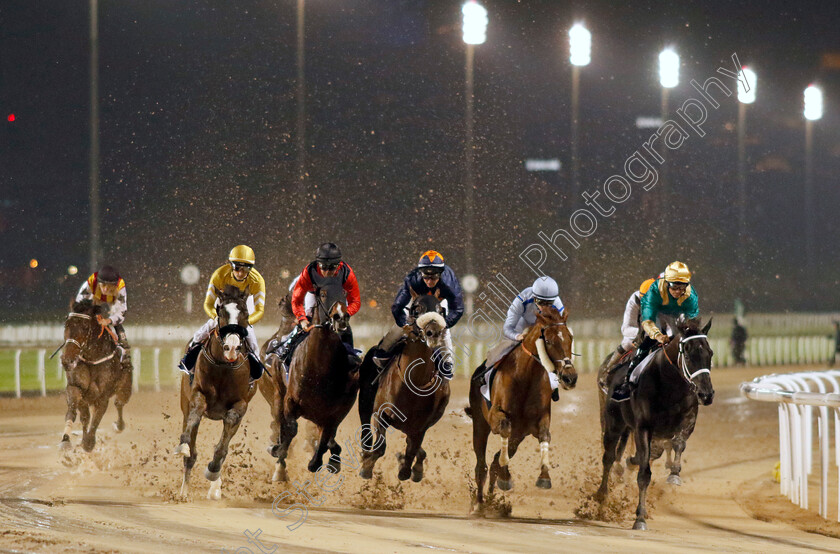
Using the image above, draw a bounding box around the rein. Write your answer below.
[204,326,246,369]
[56,312,118,365]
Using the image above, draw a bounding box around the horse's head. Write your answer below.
[313,283,346,327]
[61,300,108,369]
[409,293,445,323]
[414,310,447,350]
[535,306,577,390]
[328,300,350,334]
[215,285,249,362]
[675,316,715,406]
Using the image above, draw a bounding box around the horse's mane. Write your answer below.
[678,317,703,336]
[413,294,441,315]
[278,293,294,319]
[218,285,248,308]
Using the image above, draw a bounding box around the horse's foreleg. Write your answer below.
[667,437,686,486]
[398,431,426,482]
[175,389,206,484]
[271,402,298,482]
[359,418,387,480]
[633,428,652,530]
[60,385,83,450]
[308,423,336,473]
[411,447,427,483]
[205,400,247,500]
[470,403,491,508]
[496,434,521,492]
[112,370,132,433]
[536,415,552,489]
[596,421,624,502]
[81,397,109,452]
[180,418,200,498]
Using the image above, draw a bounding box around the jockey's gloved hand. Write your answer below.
[655,333,669,345]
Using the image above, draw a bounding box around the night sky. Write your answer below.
[2,0,840,322]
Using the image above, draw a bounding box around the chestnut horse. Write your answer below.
[596,317,714,530]
[58,300,132,451]
[174,285,258,500]
[266,287,359,482]
[467,307,577,508]
[359,294,450,482]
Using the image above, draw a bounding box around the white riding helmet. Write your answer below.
[532,276,559,301]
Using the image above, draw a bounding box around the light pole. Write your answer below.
[462,1,487,276]
[296,0,305,186]
[736,66,756,261]
[803,84,823,272]
[568,23,590,199]
[89,0,100,272]
[658,48,679,197]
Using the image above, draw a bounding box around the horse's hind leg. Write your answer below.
[398,431,426,482]
[271,406,298,481]
[633,428,653,530]
[308,423,337,473]
[81,397,109,452]
[60,385,82,450]
[206,400,248,500]
[596,419,625,502]
[469,398,491,508]
[113,370,132,432]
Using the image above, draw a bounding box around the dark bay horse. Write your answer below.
[59,300,132,451]
[266,287,358,482]
[596,317,714,530]
[259,292,297,451]
[359,294,450,482]
[467,307,577,509]
[175,285,258,500]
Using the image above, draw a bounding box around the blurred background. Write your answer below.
[2,0,840,326]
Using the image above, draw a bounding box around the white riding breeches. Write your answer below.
[192,318,259,354]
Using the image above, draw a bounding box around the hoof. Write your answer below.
[81,436,95,452]
[207,479,222,501]
[272,464,287,482]
[307,459,322,473]
[113,421,125,433]
[204,467,221,481]
[359,466,373,480]
[535,477,552,489]
[633,520,647,531]
[58,437,72,451]
[327,458,341,474]
[174,443,191,457]
[667,474,682,486]
[496,478,513,491]
[397,466,411,481]
[411,469,423,483]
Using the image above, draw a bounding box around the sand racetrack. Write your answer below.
[1,364,839,553]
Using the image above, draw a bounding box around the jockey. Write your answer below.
[602,272,665,374]
[612,261,699,401]
[371,250,464,380]
[483,276,565,401]
[75,265,130,369]
[178,245,266,383]
[272,242,362,368]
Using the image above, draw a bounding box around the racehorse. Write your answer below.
[174,285,259,500]
[259,293,297,450]
[596,317,714,530]
[266,286,359,482]
[358,294,450,482]
[58,300,132,451]
[467,306,577,508]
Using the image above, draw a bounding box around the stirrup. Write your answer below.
[612,381,633,402]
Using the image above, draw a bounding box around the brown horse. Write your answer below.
[359,294,450,482]
[266,287,359,482]
[174,285,258,500]
[596,317,714,530]
[58,300,132,451]
[467,307,577,508]
[259,293,297,451]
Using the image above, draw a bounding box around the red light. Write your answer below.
[7,114,14,122]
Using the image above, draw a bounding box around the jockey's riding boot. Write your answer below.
[347,352,362,370]
[120,347,132,371]
[613,345,648,402]
[178,342,202,375]
[247,352,265,385]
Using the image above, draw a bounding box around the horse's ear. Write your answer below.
[702,317,713,335]
[559,308,568,322]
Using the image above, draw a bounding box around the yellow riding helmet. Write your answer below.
[228,245,256,265]
[664,261,691,283]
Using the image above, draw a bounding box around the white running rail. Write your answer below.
[740,370,840,521]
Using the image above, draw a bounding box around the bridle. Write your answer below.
[312,292,345,334]
[57,312,117,366]
[205,307,249,369]
[521,322,575,372]
[662,334,711,385]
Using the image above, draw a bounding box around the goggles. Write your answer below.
[667,282,688,290]
[535,298,554,306]
[318,262,340,271]
[231,262,253,271]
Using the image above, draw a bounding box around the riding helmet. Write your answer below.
[316,243,342,264]
[417,250,445,273]
[97,265,120,284]
[664,261,691,284]
[532,276,559,300]
[228,245,256,265]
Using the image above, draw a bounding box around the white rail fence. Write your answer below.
[740,370,840,521]
[3,334,835,397]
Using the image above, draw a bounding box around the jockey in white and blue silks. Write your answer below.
[479,276,565,401]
